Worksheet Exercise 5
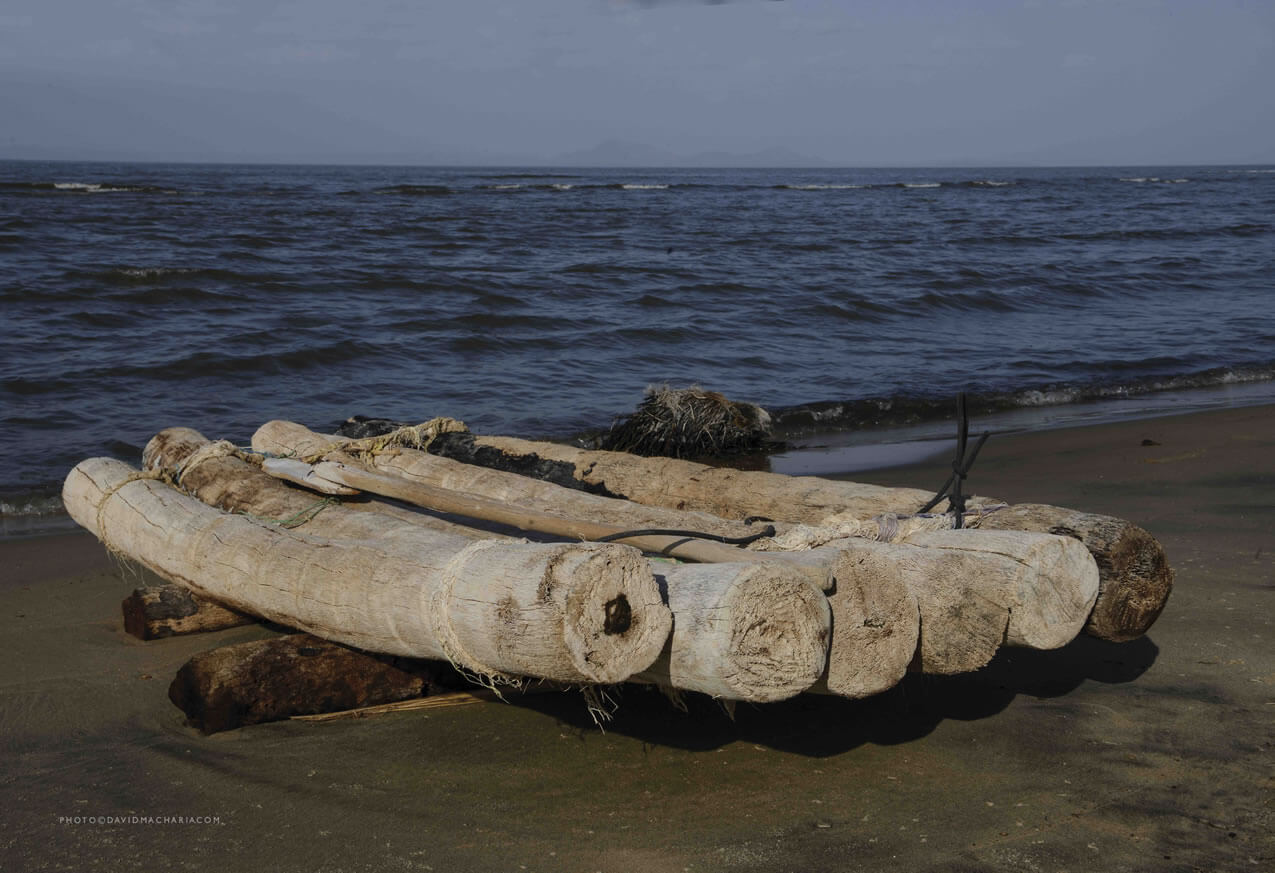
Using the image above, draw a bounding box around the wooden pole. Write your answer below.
[419,431,1169,642]
[64,458,671,685]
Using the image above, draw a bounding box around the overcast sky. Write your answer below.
[1,0,1272,165]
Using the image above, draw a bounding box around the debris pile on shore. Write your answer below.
[62,400,1172,733]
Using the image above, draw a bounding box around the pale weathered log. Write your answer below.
[634,563,830,702]
[422,432,1169,642]
[64,458,671,685]
[168,634,433,733]
[122,584,256,640]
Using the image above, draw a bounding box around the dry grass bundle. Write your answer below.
[599,385,776,458]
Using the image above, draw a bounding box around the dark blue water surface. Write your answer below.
[2,162,1274,522]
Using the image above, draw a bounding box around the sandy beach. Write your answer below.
[2,404,1271,872]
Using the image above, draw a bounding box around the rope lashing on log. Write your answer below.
[171,440,263,486]
[298,417,469,465]
[919,393,990,528]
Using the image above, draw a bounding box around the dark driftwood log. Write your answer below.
[424,433,1171,643]
[167,634,443,734]
[122,584,256,640]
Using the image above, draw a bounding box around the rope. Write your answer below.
[235,497,339,529]
[919,392,989,528]
[93,468,169,558]
[426,539,518,690]
[300,417,468,465]
[593,524,775,547]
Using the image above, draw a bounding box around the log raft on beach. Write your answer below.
[60,404,1171,730]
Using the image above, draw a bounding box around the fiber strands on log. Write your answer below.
[63,458,671,685]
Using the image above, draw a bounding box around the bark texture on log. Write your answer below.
[122,584,255,640]
[903,529,1099,650]
[975,504,1172,642]
[64,458,671,684]
[424,432,1169,642]
[168,634,431,733]
[636,563,830,702]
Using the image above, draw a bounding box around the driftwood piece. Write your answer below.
[63,458,671,684]
[635,563,830,702]
[122,584,255,640]
[423,432,1170,642]
[168,634,432,733]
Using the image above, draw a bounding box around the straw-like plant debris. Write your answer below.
[599,385,778,458]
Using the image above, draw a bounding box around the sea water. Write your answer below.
[2,162,1273,533]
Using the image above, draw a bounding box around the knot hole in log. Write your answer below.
[603,595,632,635]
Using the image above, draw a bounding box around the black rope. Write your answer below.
[919,393,989,529]
[594,525,776,547]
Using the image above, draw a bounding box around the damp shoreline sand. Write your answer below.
[2,403,1272,871]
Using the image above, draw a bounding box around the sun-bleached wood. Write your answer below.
[252,422,1100,666]
[635,563,831,702]
[423,432,1168,642]
[64,458,671,685]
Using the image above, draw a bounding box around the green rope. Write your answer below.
[237,496,339,529]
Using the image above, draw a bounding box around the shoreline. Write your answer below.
[3,403,1272,870]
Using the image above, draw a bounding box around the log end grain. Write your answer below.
[556,544,673,685]
[719,565,831,702]
[824,550,921,698]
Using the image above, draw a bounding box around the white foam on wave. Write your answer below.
[551,184,574,190]
[489,184,522,190]
[973,180,1014,187]
[783,184,866,190]
[621,184,669,190]
[1119,177,1189,184]
[0,494,65,517]
[902,182,941,189]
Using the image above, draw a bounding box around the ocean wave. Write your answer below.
[619,184,670,190]
[0,180,178,194]
[770,363,1275,437]
[1119,177,1190,184]
[372,184,454,196]
[0,493,65,518]
[779,184,868,190]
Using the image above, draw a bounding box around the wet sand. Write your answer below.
[2,404,1272,872]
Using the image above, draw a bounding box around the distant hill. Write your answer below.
[552,139,829,168]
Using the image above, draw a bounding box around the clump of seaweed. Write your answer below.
[599,385,778,459]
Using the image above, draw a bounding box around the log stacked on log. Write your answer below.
[419,431,1171,642]
[252,421,1100,678]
